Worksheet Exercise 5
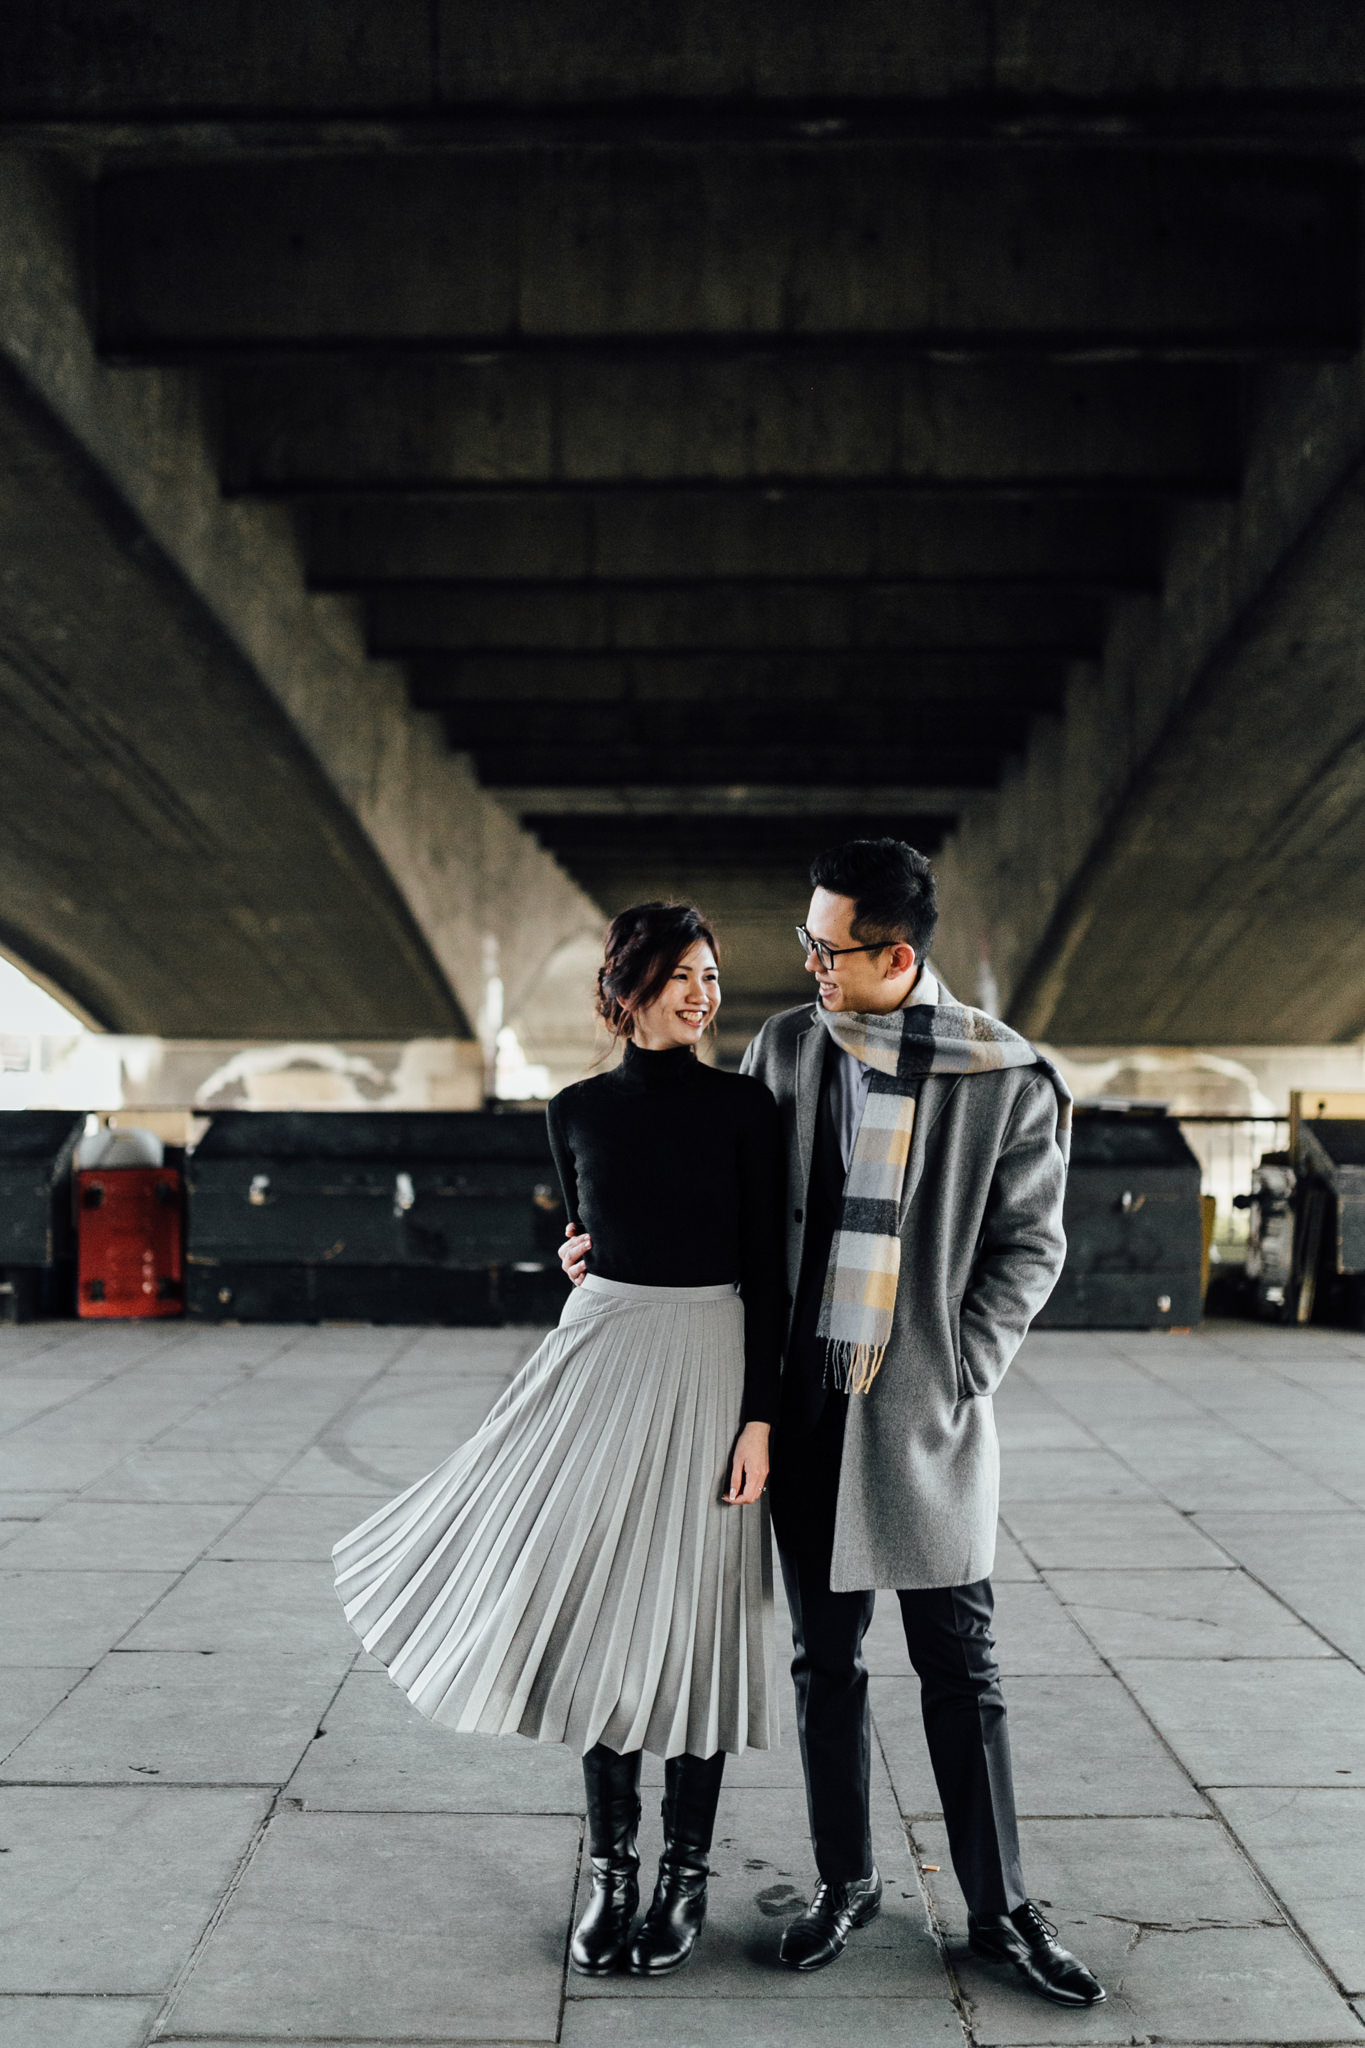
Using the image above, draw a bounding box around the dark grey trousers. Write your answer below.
[778,1542,1027,1916]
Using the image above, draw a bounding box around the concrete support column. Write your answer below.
[0,153,603,1052]
[932,356,1365,1043]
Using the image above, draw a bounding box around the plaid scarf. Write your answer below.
[815,996,1072,1394]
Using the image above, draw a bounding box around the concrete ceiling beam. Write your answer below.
[521,793,965,970]
[369,584,1107,655]
[97,149,1357,355]
[301,492,1165,587]
[434,704,1042,752]
[434,1,1365,104]
[497,785,980,815]
[445,738,1032,785]
[470,742,1003,788]
[9,2,1365,114]
[221,357,1241,493]
[1,2,435,116]
[408,652,1069,709]
[523,813,954,862]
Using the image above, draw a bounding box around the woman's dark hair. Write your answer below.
[809,838,938,959]
[596,901,719,1040]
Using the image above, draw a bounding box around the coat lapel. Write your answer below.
[794,1011,825,1204]
[897,1072,962,1226]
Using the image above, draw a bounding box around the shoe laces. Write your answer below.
[1014,1900,1058,1944]
[813,1873,871,1911]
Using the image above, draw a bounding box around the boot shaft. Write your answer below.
[661,1749,725,1858]
[583,1742,642,1865]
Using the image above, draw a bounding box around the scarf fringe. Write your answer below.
[825,1339,888,1397]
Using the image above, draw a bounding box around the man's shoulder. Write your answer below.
[934,1046,1050,1097]
[753,1001,818,1047]
[744,1002,818,1070]
[937,1059,1061,1147]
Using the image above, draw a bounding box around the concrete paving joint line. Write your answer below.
[95,1333,424,1663]
[5,1321,1365,2045]
[1078,1337,1365,1524]
[876,1743,975,2039]
[143,1787,283,2043]
[553,1812,589,2048]
[1064,1657,1359,2009]
[1190,1551,1365,1676]
[0,1324,236,1450]
[130,1575,360,2044]
[1006,1350,1365,2023]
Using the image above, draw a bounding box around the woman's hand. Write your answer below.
[559,1223,592,1286]
[724,1421,770,1506]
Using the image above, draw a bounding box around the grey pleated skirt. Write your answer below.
[332,1274,778,1759]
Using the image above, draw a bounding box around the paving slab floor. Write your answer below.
[1,1317,1363,2046]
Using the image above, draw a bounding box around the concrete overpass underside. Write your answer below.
[5,4,1365,1059]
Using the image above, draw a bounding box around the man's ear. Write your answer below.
[884,942,917,980]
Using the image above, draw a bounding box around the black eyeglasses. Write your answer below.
[796,925,889,973]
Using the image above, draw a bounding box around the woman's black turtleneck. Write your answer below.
[546,1041,784,1425]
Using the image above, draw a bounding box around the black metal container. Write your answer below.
[0,1110,85,1321]
[1036,1109,1204,1329]
[1296,1120,1365,1273]
[185,1110,569,1325]
[1286,1120,1365,1327]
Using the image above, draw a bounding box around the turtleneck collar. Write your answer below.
[621,1039,703,1089]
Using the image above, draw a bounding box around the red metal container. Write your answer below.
[76,1168,184,1318]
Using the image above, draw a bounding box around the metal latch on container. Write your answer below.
[394,1172,416,1217]
[1119,1190,1146,1213]
[248,1174,270,1207]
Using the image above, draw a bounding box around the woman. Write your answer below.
[333,902,782,1978]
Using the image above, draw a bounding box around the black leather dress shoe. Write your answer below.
[968,1900,1106,2007]
[779,1867,883,1971]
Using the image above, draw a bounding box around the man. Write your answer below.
[563,839,1104,2010]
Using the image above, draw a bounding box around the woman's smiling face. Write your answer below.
[631,940,720,1050]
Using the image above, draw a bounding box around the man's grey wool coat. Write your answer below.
[741,1002,1067,1594]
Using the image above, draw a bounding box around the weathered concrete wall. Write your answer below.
[0,152,603,1045]
[933,354,1365,1040]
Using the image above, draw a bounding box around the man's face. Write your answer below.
[801,887,917,1014]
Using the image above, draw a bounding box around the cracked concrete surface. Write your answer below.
[1,1317,1364,2045]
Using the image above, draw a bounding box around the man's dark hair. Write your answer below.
[809,838,938,959]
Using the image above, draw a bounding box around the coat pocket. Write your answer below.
[949,1291,972,1402]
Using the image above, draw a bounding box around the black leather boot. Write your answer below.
[570,1744,642,1976]
[626,1750,726,1975]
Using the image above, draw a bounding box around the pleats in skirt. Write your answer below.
[332,1275,778,1759]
